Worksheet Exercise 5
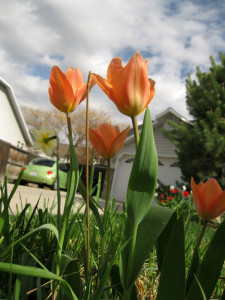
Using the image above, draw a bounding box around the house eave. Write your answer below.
[0,77,33,147]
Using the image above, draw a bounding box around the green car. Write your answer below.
[21,158,68,190]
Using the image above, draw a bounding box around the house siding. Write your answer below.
[0,84,27,148]
[154,126,177,158]
[110,109,187,201]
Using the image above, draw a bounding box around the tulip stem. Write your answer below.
[103,159,111,227]
[86,71,92,279]
[66,112,73,139]
[196,220,208,250]
[131,116,139,148]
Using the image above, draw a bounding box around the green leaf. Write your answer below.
[121,205,174,292]
[127,107,158,227]
[156,212,177,272]
[186,247,199,295]
[187,218,225,300]
[156,216,185,300]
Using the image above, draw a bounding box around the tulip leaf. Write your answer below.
[187,218,225,300]
[156,216,185,300]
[186,247,199,295]
[156,211,177,272]
[121,205,174,293]
[126,107,158,226]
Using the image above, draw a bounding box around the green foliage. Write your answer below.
[120,108,174,299]
[0,107,225,299]
[164,52,225,184]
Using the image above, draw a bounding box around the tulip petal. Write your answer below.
[148,78,156,103]
[202,179,222,216]
[89,128,108,159]
[191,177,204,217]
[111,126,130,157]
[107,57,123,84]
[66,67,83,93]
[77,79,96,104]
[89,123,129,159]
[49,66,75,112]
[213,190,225,218]
[113,51,150,116]
[92,74,117,103]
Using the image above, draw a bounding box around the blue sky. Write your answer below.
[0,0,225,125]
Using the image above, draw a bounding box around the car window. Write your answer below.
[30,159,55,167]
[59,163,68,172]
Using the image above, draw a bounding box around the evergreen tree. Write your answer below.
[164,52,225,186]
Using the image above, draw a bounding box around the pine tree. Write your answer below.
[164,52,225,186]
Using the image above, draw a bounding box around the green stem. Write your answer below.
[56,152,61,235]
[103,159,111,227]
[86,71,92,279]
[196,220,208,250]
[53,112,73,299]
[131,116,139,148]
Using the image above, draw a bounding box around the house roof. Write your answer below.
[125,107,189,143]
[0,77,33,146]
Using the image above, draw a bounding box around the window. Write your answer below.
[170,162,179,167]
[125,158,134,163]
[31,159,55,167]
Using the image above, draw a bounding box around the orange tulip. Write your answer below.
[92,51,155,117]
[49,66,95,113]
[191,177,225,220]
[89,123,130,159]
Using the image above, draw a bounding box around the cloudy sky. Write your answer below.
[1,0,225,125]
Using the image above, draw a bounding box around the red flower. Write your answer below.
[182,191,189,197]
[191,177,225,221]
[160,193,165,199]
[89,123,130,159]
[170,189,179,194]
[161,200,166,203]
[167,196,173,201]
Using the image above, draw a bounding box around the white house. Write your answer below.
[110,107,189,202]
[0,78,32,149]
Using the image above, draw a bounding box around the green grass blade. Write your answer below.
[0,223,59,260]
[7,170,24,203]
[14,276,21,300]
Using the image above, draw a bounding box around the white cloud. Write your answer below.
[0,0,225,126]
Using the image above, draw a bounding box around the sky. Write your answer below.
[0,0,225,126]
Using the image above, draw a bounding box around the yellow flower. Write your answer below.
[33,125,57,156]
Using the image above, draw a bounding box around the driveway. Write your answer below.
[6,183,122,215]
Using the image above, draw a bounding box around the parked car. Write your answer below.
[21,158,68,190]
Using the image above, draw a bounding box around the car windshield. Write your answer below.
[31,159,55,167]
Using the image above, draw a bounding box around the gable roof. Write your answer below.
[125,107,189,143]
[0,77,33,146]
